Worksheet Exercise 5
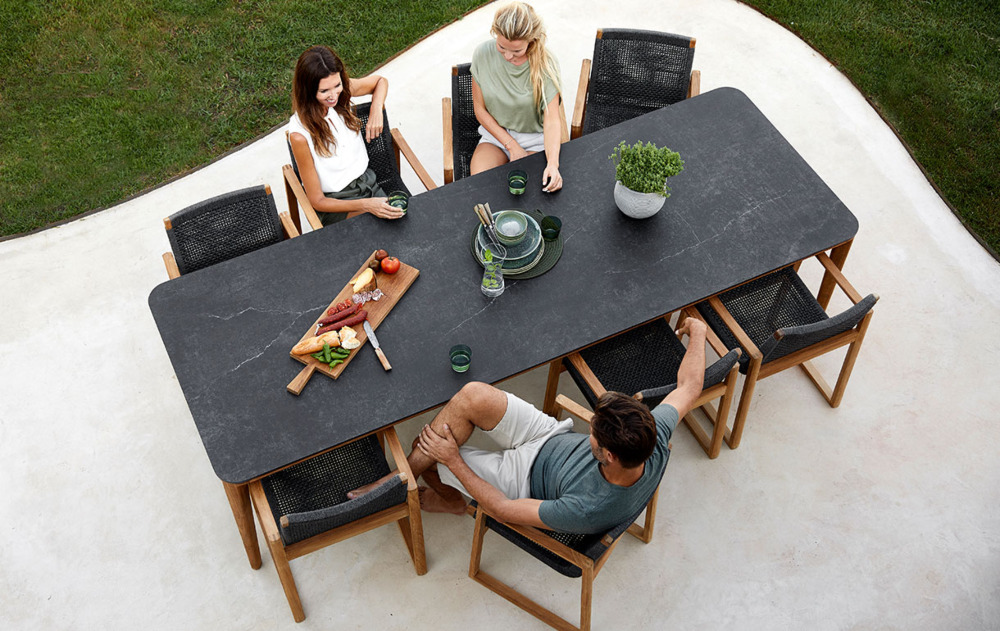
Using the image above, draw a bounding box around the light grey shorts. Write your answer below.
[437,392,574,500]
[477,125,545,159]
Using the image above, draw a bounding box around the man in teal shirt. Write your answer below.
[349,318,707,534]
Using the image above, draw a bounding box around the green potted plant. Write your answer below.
[609,140,685,218]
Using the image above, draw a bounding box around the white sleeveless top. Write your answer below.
[287,108,369,193]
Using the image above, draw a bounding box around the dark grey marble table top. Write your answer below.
[148,87,857,484]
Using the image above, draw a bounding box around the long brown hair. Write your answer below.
[291,46,361,157]
[491,2,560,112]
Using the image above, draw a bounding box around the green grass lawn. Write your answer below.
[2,1,997,256]
[0,0,489,237]
[741,0,1000,257]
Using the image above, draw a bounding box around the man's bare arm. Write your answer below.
[662,317,707,419]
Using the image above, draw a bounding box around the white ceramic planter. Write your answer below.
[614,181,666,219]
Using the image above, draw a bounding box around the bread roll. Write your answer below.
[291,330,341,355]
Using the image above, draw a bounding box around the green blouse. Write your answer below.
[470,39,560,133]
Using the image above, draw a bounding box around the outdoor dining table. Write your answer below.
[148,87,858,569]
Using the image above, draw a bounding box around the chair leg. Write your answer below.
[469,508,487,579]
[402,489,427,575]
[578,566,594,631]
[627,487,658,543]
[543,360,563,416]
[729,360,761,450]
[263,535,305,622]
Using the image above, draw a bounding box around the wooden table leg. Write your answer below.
[223,481,262,569]
[817,238,853,310]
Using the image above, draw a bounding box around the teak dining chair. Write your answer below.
[544,308,741,460]
[695,253,878,449]
[571,29,701,139]
[442,63,570,184]
[161,184,297,279]
[467,394,668,631]
[282,102,436,232]
[249,426,426,622]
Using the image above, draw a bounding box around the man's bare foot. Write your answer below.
[346,472,396,500]
[421,467,466,505]
[418,486,467,515]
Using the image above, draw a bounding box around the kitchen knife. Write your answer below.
[363,320,391,371]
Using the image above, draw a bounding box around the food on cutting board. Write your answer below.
[340,325,362,349]
[291,330,341,355]
[374,249,389,261]
[316,309,367,335]
[380,256,400,274]
[352,267,377,293]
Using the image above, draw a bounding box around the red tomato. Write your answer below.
[380,256,401,274]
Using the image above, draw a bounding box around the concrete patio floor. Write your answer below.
[3,0,999,628]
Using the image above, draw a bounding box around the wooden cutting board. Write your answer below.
[287,250,419,394]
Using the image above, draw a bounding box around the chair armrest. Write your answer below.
[571,58,590,140]
[471,503,592,567]
[565,352,606,397]
[283,164,323,231]
[553,394,594,424]
[442,97,454,184]
[814,251,864,304]
[248,481,283,544]
[688,69,701,98]
[278,211,299,238]
[391,128,437,191]
[162,252,180,279]
[709,295,763,361]
[382,426,418,492]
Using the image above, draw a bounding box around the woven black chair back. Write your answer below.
[582,28,696,136]
[166,185,283,275]
[261,434,407,545]
[564,317,739,410]
[697,267,878,372]
[472,452,669,578]
[286,103,408,196]
[450,63,481,182]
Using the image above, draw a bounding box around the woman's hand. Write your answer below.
[365,108,384,143]
[508,143,529,162]
[361,197,404,219]
[541,163,563,192]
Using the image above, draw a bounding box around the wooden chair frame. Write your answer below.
[709,251,877,450]
[248,426,426,622]
[442,64,571,184]
[468,394,662,631]
[570,30,701,140]
[282,127,437,232]
[161,184,298,280]
[543,308,740,460]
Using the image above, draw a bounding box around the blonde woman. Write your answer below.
[470,2,564,191]
[288,46,403,226]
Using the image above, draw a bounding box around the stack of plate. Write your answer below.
[476,211,544,275]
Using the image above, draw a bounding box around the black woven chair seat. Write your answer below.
[582,29,695,136]
[450,63,481,182]
[261,435,406,546]
[564,318,740,410]
[288,102,409,198]
[696,267,879,372]
[166,185,284,275]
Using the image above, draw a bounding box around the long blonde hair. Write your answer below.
[491,2,560,112]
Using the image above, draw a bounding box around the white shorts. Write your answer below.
[437,392,574,500]
[477,125,545,159]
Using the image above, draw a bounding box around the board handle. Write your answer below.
[287,363,317,395]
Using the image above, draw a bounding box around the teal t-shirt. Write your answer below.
[530,403,676,534]
[470,39,560,133]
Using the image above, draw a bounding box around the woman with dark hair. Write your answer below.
[288,46,402,225]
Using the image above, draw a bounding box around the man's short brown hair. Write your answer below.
[590,392,657,469]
